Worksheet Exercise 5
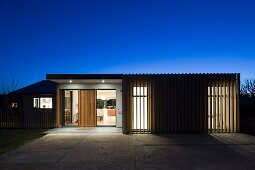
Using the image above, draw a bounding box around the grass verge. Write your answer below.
[0,129,46,154]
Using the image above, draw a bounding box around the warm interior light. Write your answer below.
[102,80,105,83]
[69,80,72,83]
[133,86,148,130]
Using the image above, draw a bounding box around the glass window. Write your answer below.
[11,102,18,108]
[40,98,52,108]
[33,97,52,109]
[33,98,40,108]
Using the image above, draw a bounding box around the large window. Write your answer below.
[132,86,148,130]
[33,97,52,109]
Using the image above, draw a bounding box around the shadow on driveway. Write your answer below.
[0,133,254,169]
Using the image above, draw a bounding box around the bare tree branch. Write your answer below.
[1,80,7,94]
[241,78,255,97]
[0,77,19,94]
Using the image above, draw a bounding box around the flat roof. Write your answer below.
[46,74,123,80]
[46,74,123,84]
[46,73,240,84]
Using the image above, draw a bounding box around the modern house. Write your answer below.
[46,73,240,134]
[0,73,240,134]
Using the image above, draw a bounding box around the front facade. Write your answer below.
[47,73,240,134]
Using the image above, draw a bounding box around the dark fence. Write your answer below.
[0,110,56,128]
[240,95,255,135]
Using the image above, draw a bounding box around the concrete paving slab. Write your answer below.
[0,149,66,163]
[0,132,254,169]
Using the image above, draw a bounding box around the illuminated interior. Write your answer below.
[33,97,52,109]
[64,90,78,126]
[132,86,148,130]
[96,90,116,126]
[208,85,236,132]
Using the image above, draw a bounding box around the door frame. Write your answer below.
[61,89,77,126]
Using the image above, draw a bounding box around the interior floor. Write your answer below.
[97,109,116,126]
[66,122,78,126]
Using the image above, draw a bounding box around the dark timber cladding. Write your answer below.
[122,74,240,134]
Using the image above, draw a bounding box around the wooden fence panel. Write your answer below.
[0,110,56,128]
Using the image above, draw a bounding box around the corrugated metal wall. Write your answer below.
[122,74,240,134]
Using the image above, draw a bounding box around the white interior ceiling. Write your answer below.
[48,79,122,84]
[97,90,116,99]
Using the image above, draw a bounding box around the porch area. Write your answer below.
[44,126,122,134]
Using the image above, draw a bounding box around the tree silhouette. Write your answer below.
[0,77,19,94]
[240,78,255,97]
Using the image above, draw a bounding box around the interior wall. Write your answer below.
[72,90,78,123]
[59,83,122,127]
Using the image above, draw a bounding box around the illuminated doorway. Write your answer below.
[96,90,116,126]
[64,90,79,126]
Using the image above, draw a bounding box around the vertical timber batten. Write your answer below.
[122,74,240,134]
[236,73,240,132]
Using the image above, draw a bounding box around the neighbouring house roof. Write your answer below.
[10,80,57,95]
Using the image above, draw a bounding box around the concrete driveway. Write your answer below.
[0,132,255,170]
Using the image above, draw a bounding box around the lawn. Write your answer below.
[0,129,46,154]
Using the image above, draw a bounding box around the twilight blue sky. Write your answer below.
[0,0,255,90]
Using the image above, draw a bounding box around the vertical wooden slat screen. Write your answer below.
[122,76,128,133]
[206,74,239,133]
[234,76,237,132]
[209,79,213,133]
[122,75,152,133]
[213,82,216,132]
[219,78,223,132]
[236,74,240,132]
[149,80,152,133]
[227,79,230,132]
[122,73,240,134]
[229,79,233,132]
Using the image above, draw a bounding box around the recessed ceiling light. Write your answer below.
[69,80,72,83]
[102,80,105,83]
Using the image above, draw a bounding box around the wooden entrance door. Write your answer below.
[78,90,96,126]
